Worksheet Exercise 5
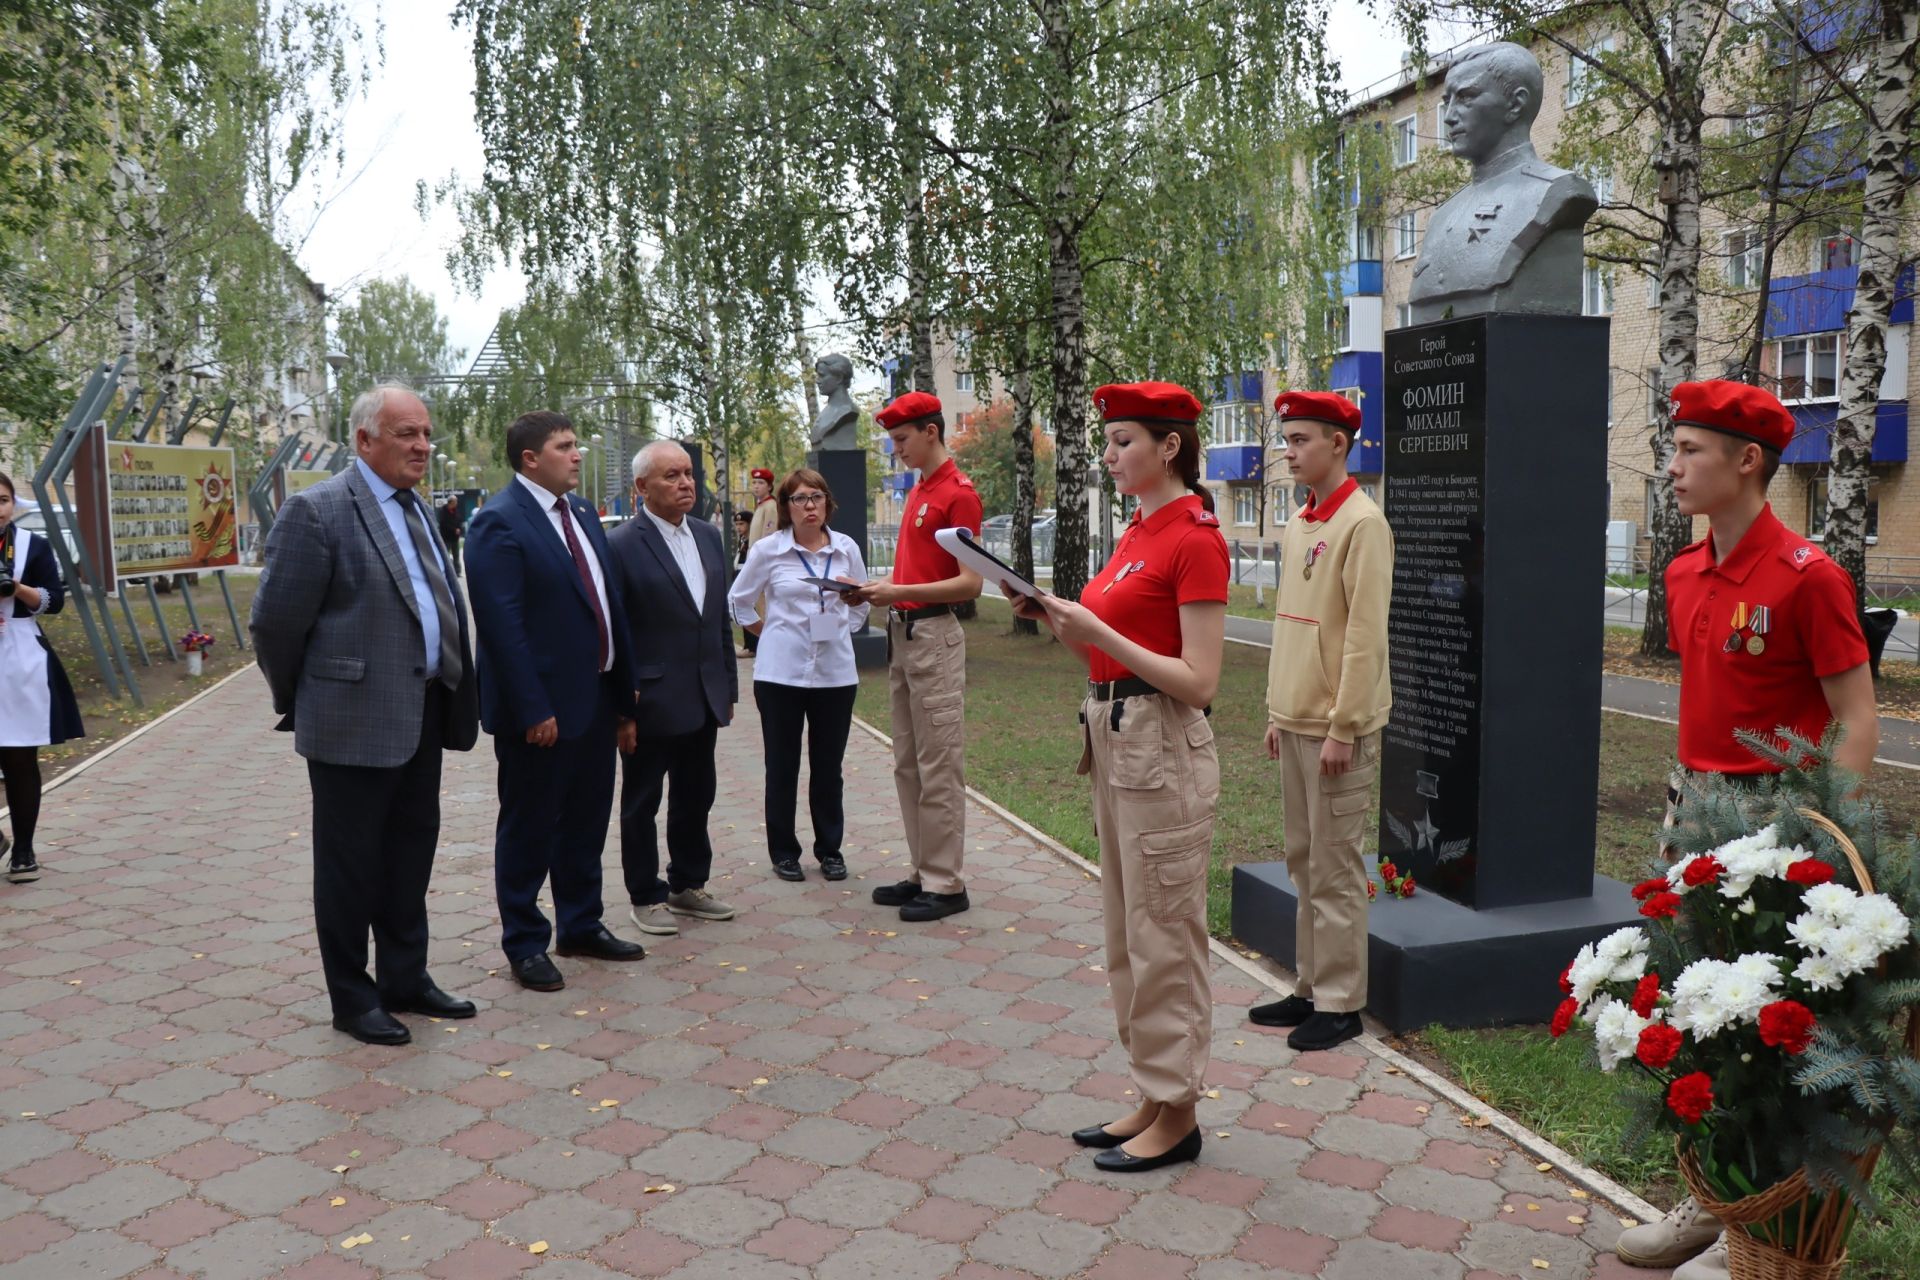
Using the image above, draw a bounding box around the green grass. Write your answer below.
[854,607,1920,1271]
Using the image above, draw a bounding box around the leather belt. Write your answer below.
[1087,676,1161,701]
[890,604,952,623]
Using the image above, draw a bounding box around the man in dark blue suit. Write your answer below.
[606,441,738,938]
[466,411,646,991]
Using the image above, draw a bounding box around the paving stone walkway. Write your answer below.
[0,667,1671,1279]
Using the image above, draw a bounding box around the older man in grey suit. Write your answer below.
[251,384,481,1046]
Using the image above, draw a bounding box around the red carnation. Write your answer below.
[1680,856,1724,888]
[1637,1023,1683,1069]
[1631,876,1672,902]
[1558,964,1574,995]
[1786,859,1835,887]
[1366,880,1378,901]
[1550,997,1578,1038]
[1630,974,1662,1018]
[1758,1000,1817,1055]
[1379,861,1399,881]
[1639,891,1684,920]
[1667,1071,1715,1124]
[1398,876,1417,898]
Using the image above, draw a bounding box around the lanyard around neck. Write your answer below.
[792,542,834,609]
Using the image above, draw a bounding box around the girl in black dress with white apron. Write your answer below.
[0,473,85,883]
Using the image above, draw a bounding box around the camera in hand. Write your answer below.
[0,567,14,597]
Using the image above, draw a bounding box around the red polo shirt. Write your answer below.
[1080,494,1230,682]
[1666,505,1868,774]
[891,459,983,609]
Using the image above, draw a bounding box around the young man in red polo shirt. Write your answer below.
[851,392,984,922]
[1617,380,1877,1279]
[1249,390,1393,1053]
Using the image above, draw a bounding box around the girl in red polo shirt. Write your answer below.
[1009,381,1227,1174]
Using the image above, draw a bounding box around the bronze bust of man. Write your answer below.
[1409,42,1598,323]
[810,353,860,451]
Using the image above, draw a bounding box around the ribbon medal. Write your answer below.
[1102,559,1146,593]
[914,501,929,529]
[1724,601,1748,653]
[1746,604,1770,656]
[1304,539,1328,580]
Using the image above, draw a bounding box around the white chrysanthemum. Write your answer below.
[1710,958,1782,1027]
[1787,912,1836,954]
[1668,959,1739,1037]
[1853,894,1912,952]
[1792,952,1846,991]
[1737,898,1757,916]
[1718,842,1799,898]
[1596,927,1648,964]
[1590,995,1653,1073]
[1823,926,1880,978]
[1566,942,1609,1008]
[1731,952,1785,981]
[1802,883,1859,921]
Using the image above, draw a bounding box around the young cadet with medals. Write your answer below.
[1616,380,1876,1279]
[1248,391,1393,1054]
[849,392,984,922]
[1009,382,1228,1174]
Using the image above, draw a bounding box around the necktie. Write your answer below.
[555,497,611,670]
[395,490,463,689]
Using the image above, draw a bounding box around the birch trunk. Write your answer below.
[1041,0,1091,602]
[1010,354,1039,636]
[904,147,936,396]
[1638,0,1709,658]
[1826,0,1918,614]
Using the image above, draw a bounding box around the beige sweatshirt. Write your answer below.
[1265,483,1394,742]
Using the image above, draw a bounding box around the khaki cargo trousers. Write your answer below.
[888,612,968,895]
[1085,692,1218,1106]
[1277,729,1381,1014]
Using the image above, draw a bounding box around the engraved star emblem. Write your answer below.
[1413,808,1440,853]
[1467,203,1503,244]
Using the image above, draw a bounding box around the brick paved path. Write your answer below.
[0,669,1669,1279]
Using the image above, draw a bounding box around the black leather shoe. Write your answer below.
[1092,1127,1202,1173]
[773,859,806,882]
[818,856,848,881]
[386,985,477,1019]
[1288,1010,1363,1052]
[899,889,970,922]
[1071,1123,1133,1149]
[332,1008,411,1046]
[870,879,923,906]
[555,925,646,962]
[512,953,565,991]
[1248,995,1314,1028]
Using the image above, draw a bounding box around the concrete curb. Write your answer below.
[849,710,1663,1227]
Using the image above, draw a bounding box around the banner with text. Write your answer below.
[108,442,241,578]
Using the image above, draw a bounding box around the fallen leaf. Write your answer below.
[529,1241,549,1254]
[537,1044,551,1051]
[1526,1203,1541,1212]
[644,1183,677,1193]
[329,1197,346,1207]
[18,1112,33,1118]
[400,1235,411,1242]
[1532,1261,1550,1271]
[1233,1040,1245,1046]
[753,1077,769,1086]
[1415,1106,1430,1115]
[1535,1162,1552,1172]
[495,1071,513,1078]
[1290,1077,1313,1087]
[332,1165,350,1174]
[348,1150,360,1159]
[1205,1090,1221,1099]
[1567,1215,1586,1225]
[1215,1131,1230,1138]
[599,1099,619,1108]
[341,1232,373,1249]
[570,1088,583,1096]
[1502,1205,1516,1214]
[1569,1190,1590,1200]
[1619,1216,1639,1228]
[574,1010,588,1016]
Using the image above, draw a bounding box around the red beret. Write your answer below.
[1093,381,1203,424]
[750,468,774,483]
[1275,390,1362,434]
[1670,380,1794,453]
[875,391,943,430]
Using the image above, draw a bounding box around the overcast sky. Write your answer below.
[296,3,1472,380]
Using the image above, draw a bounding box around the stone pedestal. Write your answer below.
[1230,313,1641,1028]
[810,448,888,670]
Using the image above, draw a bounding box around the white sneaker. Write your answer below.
[1672,1234,1728,1280]
[1616,1196,1722,1268]
[667,887,737,921]
[630,903,678,936]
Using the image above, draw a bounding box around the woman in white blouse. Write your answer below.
[727,469,871,882]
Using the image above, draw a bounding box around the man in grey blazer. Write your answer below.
[251,384,481,1046]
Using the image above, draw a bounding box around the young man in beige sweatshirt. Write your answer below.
[1250,390,1393,1051]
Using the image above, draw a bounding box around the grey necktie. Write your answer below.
[396,490,463,689]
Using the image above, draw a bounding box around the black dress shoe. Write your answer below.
[1248,995,1314,1028]
[332,1008,411,1046]
[512,953,565,991]
[555,925,646,962]
[1071,1123,1134,1149]
[773,859,806,882]
[899,889,970,922]
[1288,1010,1363,1052]
[386,985,477,1019]
[1092,1127,1203,1173]
[818,855,848,881]
[871,879,923,906]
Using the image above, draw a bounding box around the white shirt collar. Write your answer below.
[644,504,691,539]
[514,471,571,510]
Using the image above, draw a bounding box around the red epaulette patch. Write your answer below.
[954,473,975,489]
[1192,509,1220,526]
[1784,542,1825,573]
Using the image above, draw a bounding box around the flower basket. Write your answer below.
[1676,1139,1874,1280]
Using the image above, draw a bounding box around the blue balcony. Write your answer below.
[1329,260,1383,298]
[1329,352,1385,476]
[1765,265,1915,338]
[1212,371,1263,405]
[1781,402,1909,464]
[1205,444,1263,483]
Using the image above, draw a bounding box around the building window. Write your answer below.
[1329,304,1353,351]
[1819,232,1859,271]
[1271,334,1290,369]
[1395,210,1418,259]
[1582,166,1614,208]
[1808,476,1879,541]
[1269,484,1291,523]
[1395,302,1414,329]
[955,370,974,393]
[1583,264,1614,316]
[1567,36,1616,105]
[1723,231,1763,289]
[1233,486,1259,526]
[1348,212,1381,261]
[953,411,975,436]
[1210,401,1256,446]
[1777,333,1840,401]
[1393,114,1418,166]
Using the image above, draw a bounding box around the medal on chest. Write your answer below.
[1724,601,1771,655]
[1103,559,1146,593]
[914,501,929,529]
[1303,539,1328,581]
